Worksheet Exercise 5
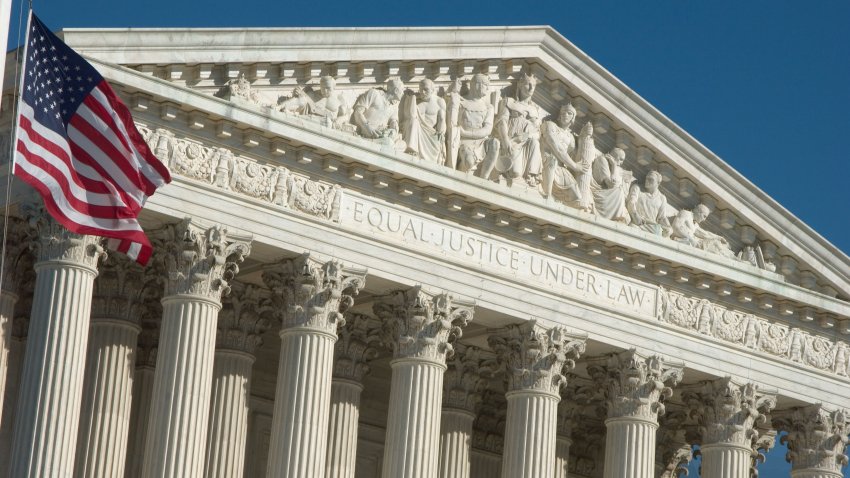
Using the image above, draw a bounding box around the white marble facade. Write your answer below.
[1,26,850,478]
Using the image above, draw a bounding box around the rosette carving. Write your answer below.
[153,218,252,301]
[442,344,493,413]
[373,286,474,363]
[262,253,366,334]
[587,349,683,421]
[777,405,850,472]
[21,202,105,268]
[333,312,382,381]
[684,378,776,448]
[488,320,586,395]
[217,282,270,354]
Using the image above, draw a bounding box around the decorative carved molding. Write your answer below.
[373,286,474,363]
[442,344,493,413]
[683,377,776,447]
[152,218,252,301]
[21,202,105,268]
[217,282,270,355]
[262,253,366,335]
[658,287,850,379]
[488,320,586,395]
[587,349,683,421]
[333,312,382,381]
[776,405,850,473]
[138,126,342,221]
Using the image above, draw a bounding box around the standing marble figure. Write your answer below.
[491,73,543,185]
[449,74,500,176]
[400,79,446,164]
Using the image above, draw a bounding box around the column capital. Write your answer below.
[776,404,850,473]
[488,319,586,395]
[588,349,683,421]
[21,202,105,269]
[373,286,474,363]
[683,377,777,447]
[333,312,382,381]
[91,256,159,326]
[153,218,252,301]
[656,407,695,478]
[1,216,33,293]
[217,282,270,355]
[443,344,492,413]
[472,389,507,455]
[262,253,366,335]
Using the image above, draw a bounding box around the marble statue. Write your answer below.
[448,74,500,176]
[737,245,777,272]
[225,73,261,104]
[670,204,735,258]
[627,171,671,235]
[590,147,632,223]
[490,73,543,185]
[541,107,594,212]
[352,78,405,140]
[399,79,446,164]
[277,77,350,130]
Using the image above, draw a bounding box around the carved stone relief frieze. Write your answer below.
[137,126,342,221]
[658,287,850,379]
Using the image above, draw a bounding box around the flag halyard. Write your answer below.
[13,12,170,265]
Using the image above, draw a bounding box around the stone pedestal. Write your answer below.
[325,313,379,478]
[205,284,267,478]
[9,207,104,478]
[75,258,151,478]
[777,404,850,478]
[374,287,474,478]
[488,321,586,478]
[685,378,776,478]
[588,349,683,478]
[141,220,251,478]
[262,254,366,478]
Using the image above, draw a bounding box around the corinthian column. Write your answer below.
[0,217,28,434]
[262,254,366,478]
[373,287,474,478]
[142,219,252,478]
[325,312,381,478]
[9,204,105,477]
[588,349,683,478]
[438,344,489,478]
[684,378,776,478]
[488,320,586,478]
[75,258,155,478]
[777,405,850,478]
[204,283,269,478]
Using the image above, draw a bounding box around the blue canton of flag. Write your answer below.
[14,12,171,265]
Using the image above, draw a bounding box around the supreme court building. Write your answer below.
[1,26,849,478]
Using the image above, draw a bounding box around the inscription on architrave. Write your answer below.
[339,194,656,317]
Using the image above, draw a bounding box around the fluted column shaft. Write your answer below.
[382,358,446,478]
[141,296,221,477]
[501,391,559,478]
[326,379,364,478]
[204,350,254,478]
[266,328,336,477]
[0,290,16,434]
[9,250,100,476]
[603,417,657,478]
[125,365,155,478]
[554,436,572,478]
[438,409,475,478]
[0,319,26,476]
[75,319,141,477]
[700,444,751,478]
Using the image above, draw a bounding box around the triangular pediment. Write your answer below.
[4,26,848,321]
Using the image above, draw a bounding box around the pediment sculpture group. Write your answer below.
[223,72,757,264]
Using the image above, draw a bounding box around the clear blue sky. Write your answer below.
[11,1,849,474]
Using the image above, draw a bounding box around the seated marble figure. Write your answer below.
[541,106,595,212]
[489,73,544,186]
[351,78,405,140]
[447,73,500,176]
[278,76,350,130]
[399,79,446,164]
[626,171,672,236]
[670,204,736,258]
[590,147,632,223]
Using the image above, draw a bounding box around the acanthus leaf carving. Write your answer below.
[91,254,160,325]
[373,286,474,364]
[262,253,366,335]
[488,319,586,395]
[587,349,683,421]
[217,282,270,355]
[683,377,776,447]
[442,344,494,413]
[21,201,106,268]
[776,405,850,473]
[333,312,382,381]
[472,389,507,455]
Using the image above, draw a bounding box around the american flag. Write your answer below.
[14,12,171,265]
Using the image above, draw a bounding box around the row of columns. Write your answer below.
[0,209,849,478]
